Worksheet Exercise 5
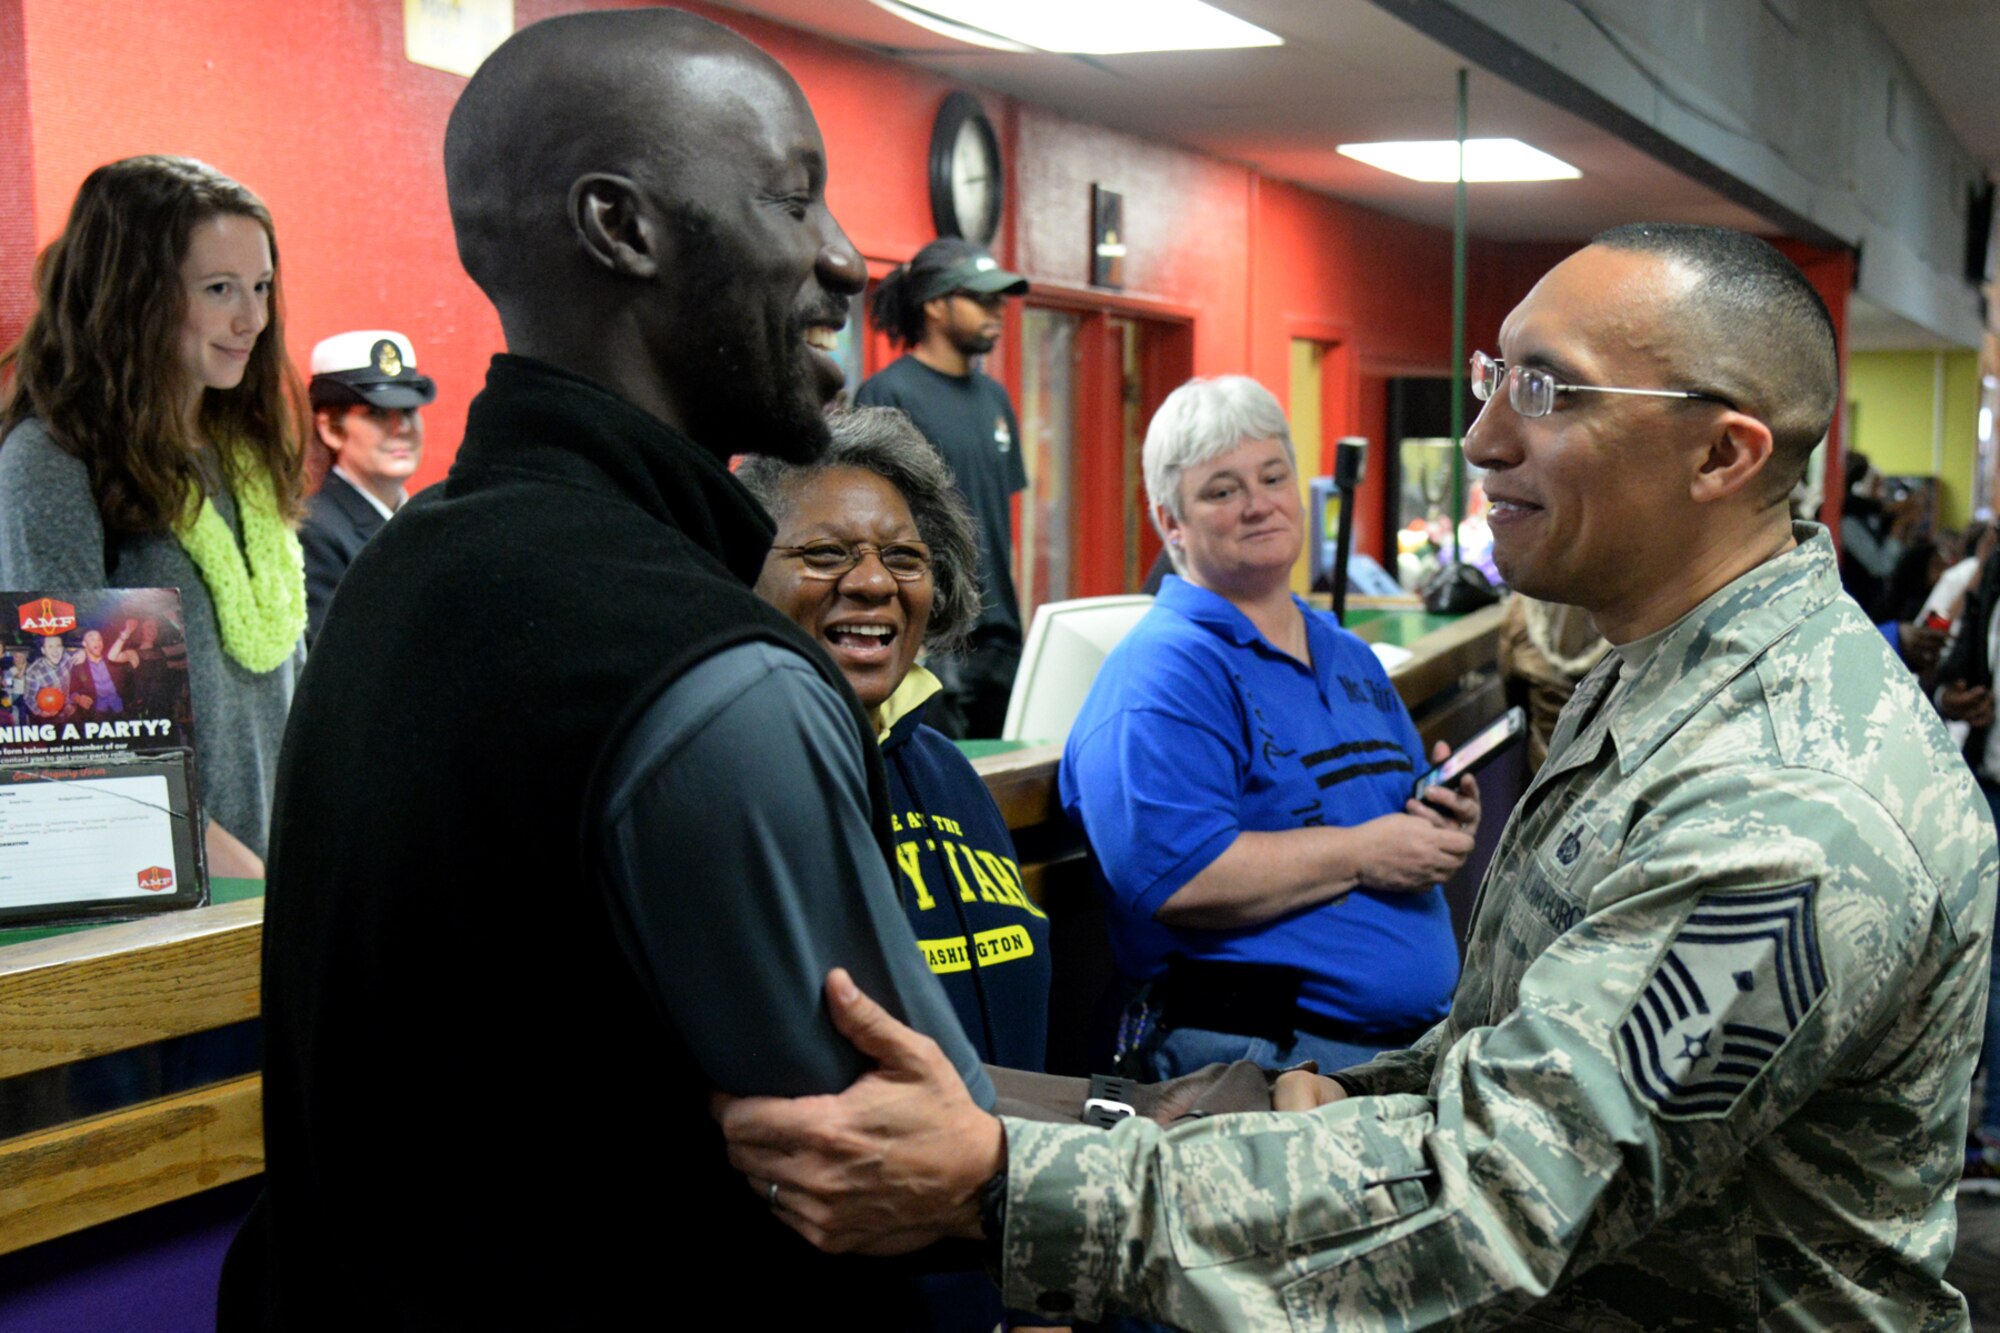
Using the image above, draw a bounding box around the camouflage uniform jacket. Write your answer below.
[1000,526,1996,1331]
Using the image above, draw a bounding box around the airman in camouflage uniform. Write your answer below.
[998,525,1995,1329]
[717,224,1997,1331]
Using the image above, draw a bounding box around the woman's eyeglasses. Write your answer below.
[771,541,933,581]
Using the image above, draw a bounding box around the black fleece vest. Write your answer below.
[236,357,897,1326]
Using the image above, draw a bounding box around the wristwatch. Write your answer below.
[977,1166,1009,1253]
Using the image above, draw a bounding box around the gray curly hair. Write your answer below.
[738,407,983,653]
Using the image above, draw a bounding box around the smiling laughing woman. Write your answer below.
[0,156,308,877]
[740,407,1052,1333]
[740,407,1051,1072]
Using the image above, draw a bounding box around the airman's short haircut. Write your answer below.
[1591,223,1838,503]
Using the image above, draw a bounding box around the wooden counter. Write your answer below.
[0,902,264,1252]
[0,603,1503,1255]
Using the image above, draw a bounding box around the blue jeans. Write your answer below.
[1142,1022,1396,1083]
[1981,781,2000,1138]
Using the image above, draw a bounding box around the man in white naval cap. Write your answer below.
[300,330,439,643]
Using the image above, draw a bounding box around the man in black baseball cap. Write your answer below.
[857,238,1031,737]
[300,330,439,642]
[901,235,1031,305]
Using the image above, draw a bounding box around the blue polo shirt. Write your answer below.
[1059,576,1459,1030]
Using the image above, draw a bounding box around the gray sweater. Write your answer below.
[0,417,302,857]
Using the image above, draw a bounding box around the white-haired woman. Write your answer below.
[1060,375,1481,1081]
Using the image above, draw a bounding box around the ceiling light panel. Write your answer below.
[1336,138,1581,183]
[871,0,1283,54]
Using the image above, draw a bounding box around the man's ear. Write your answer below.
[570,173,661,278]
[313,408,344,454]
[921,293,953,334]
[1690,410,1776,505]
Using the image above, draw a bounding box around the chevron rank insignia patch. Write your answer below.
[1617,881,1825,1119]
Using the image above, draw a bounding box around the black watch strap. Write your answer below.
[977,1167,1009,1246]
[1084,1073,1138,1128]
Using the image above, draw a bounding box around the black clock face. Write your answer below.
[930,92,1002,245]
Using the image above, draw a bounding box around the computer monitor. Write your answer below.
[1000,594,1155,744]
[1309,475,1402,598]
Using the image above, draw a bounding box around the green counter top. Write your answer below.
[955,738,1038,760]
[1342,607,1464,647]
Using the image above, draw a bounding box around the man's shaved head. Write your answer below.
[443,9,863,460]
[447,10,778,310]
[1589,223,1838,501]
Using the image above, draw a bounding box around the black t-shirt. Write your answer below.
[856,355,1029,641]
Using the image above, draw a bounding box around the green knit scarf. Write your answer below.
[172,456,305,673]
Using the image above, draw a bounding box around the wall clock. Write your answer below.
[929,91,1003,246]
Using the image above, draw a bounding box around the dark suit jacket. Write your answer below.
[299,471,388,645]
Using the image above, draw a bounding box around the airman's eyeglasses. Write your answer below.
[952,290,1009,312]
[771,541,933,581]
[1470,350,1735,419]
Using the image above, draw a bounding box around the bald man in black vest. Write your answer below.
[220,11,993,1326]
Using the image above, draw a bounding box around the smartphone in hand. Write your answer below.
[1411,706,1526,804]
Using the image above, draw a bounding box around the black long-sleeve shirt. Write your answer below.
[597,639,994,1104]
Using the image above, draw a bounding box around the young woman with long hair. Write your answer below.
[0,155,309,877]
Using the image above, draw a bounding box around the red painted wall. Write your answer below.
[1771,238,1856,541]
[0,0,1599,541]
[1248,178,1455,558]
[1002,109,1553,568]
[14,0,491,490]
[1013,104,1250,378]
[0,0,37,350]
[3,0,1018,492]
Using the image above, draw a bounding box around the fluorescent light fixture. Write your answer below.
[870,0,1282,54]
[1336,138,1580,183]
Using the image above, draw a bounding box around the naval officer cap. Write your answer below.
[308,330,438,410]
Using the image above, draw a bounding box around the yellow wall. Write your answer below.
[1846,349,1982,530]
[1289,338,1323,593]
